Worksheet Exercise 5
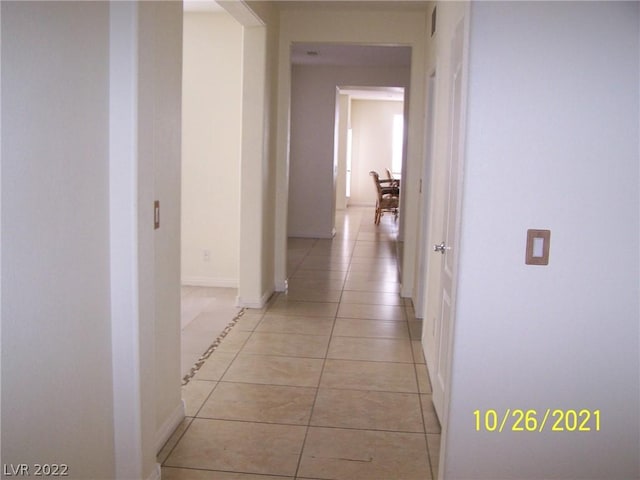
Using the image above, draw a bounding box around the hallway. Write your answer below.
[159,207,440,479]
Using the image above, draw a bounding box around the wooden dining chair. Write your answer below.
[369,170,399,225]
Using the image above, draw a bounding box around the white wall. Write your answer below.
[443,2,639,478]
[220,0,279,308]
[182,12,242,287]
[349,99,404,207]
[1,2,115,477]
[139,2,184,469]
[245,1,280,305]
[2,3,184,478]
[238,24,272,307]
[289,65,409,237]
[335,93,350,210]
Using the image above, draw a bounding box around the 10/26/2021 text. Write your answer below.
[474,409,600,433]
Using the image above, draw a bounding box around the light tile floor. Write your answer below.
[162,207,441,479]
[180,286,242,377]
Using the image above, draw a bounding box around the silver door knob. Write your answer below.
[433,242,448,254]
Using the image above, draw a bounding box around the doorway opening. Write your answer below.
[287,42,411,246]
[334,86,405,215]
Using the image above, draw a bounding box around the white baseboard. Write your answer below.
[236,288,275,309]
[146,463,161,480]
[275,279,288,292]
[181,276,238,288]
[155,399,186,455]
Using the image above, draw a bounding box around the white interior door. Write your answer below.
[431,18,466,421]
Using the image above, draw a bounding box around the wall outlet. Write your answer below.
[203,250,210,262]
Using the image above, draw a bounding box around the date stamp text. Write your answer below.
[473,409,601,433]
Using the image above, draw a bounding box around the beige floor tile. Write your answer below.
[298,427,431,480]
[352,244,396,258]
[290,269,348,281]
[327,336,414,363]
[182,380,216,417]
[256,314,335,336]
[308,239,355,253]
[162,468,289,480]
[267,298,339,318]
[241,332,330,358]
[338,290,403,306]
[337,303,405,321]
[175,207,439,480]
[320,359,418,392]
[299,256,350,271]
[288,237,317,250]
[354,230,395,241]
[182,331,218,356]
[427,433,441,478]
[186,312,237,336]
[182,351,204,380]
[222,354,324,387]
[240,306,266,317]
[181,287,240,330]
[214,329,252,353]
[280,287,342,303]
[165,419,306,477]
[192,352,237,381]
[345,271,399,283]
[408,319,422,339]
[234,313,262,331]
[311,389,424,432]
[304,248,349,257]
[306,250,354,260]
[416,363,433,394]
[342,281,400,294]
[345,268,398,280]
[284,276,346,291]
[351,249,398,260]
[333,318,409,339]
[406,307,418,323]
[157,417,193,465]
[412,340,426,363]
[197,382,316,425]
[421,394,442,433]
[344,251,398,262]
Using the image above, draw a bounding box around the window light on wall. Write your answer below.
[392,114,404,176]
[346,128,353,198]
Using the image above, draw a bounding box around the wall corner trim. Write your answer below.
[236,288,275,309]
[145,463,162,480]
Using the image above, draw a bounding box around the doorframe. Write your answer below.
[334,86,406,213]
[424,7,472,478]
[274,10,428,295]
[414,69,437,318]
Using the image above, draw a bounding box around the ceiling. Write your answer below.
[291,43,411,67]
[292,44,410,102]
[184,1,412,102]
[339,86,404,102]
[276,1,429,12]
[183,0,223,13]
